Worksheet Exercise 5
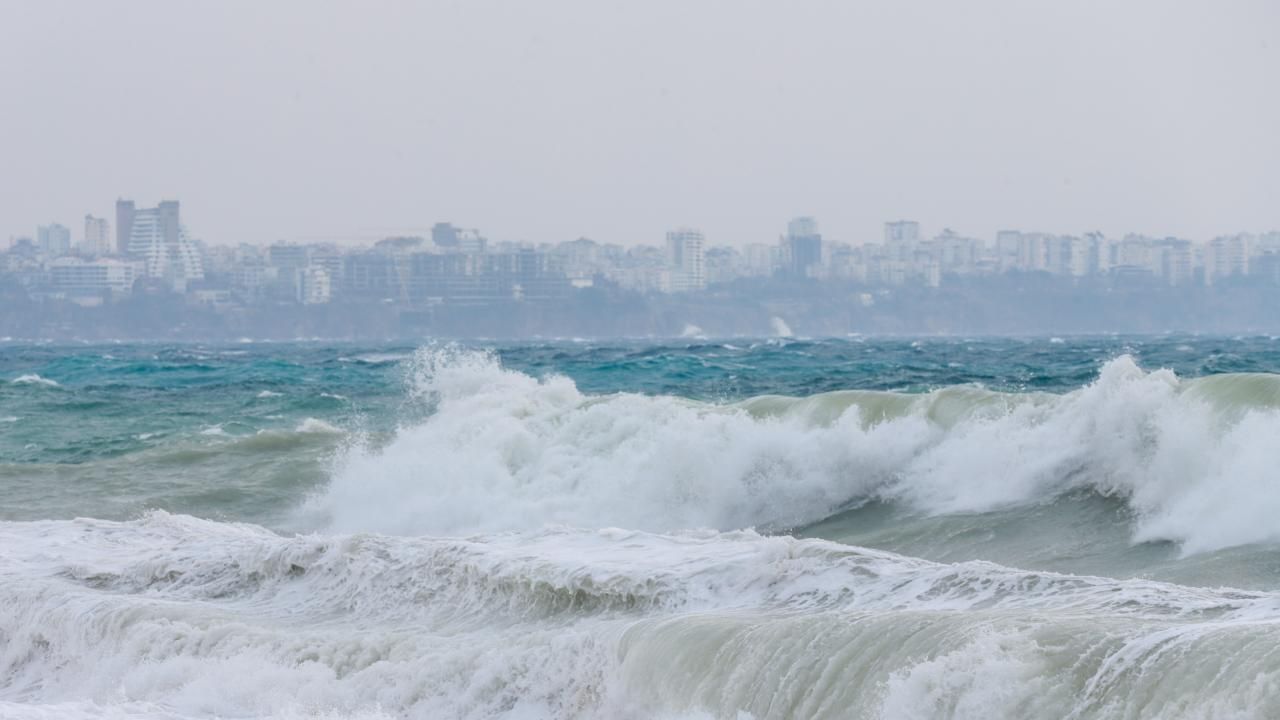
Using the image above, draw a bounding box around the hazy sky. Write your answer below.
[2,1,1277,247]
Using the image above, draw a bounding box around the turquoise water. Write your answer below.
[6,334,1276,463]
[5,335,1280,719]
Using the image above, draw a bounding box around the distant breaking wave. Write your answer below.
[313,346,1280,555]
[10,374,59,387]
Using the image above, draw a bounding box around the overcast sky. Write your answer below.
[2,1,1277,248]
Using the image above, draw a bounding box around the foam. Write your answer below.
[11,374,59,387]
[312,347,1280,555]
[4,514,1279,719]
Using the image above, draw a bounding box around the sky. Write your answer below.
[2,0,1277,248]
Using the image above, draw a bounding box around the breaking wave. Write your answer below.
[10,342,1280,719]
[10,374,59,387]
[313,347,1280,555]
[3,513,1280,719]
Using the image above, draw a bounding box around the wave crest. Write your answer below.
[10,374,60,387]
[309,347,1280,555]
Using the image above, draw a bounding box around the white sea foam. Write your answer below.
[257,390,284,398]
[295,417,343,435]
[9,344,1280,719]
[2,513,1279,720]
[340,352,411,365]
[313,347,1280,555]
[11,374,59,387]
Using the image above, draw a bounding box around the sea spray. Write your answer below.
[314,347,1280,555]
[4,514,1280,719]
[7,338,1280,719]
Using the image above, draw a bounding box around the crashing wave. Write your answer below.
[3,513,1280,720]
[310,346,1280,555]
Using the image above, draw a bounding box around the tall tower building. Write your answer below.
[786,217,822,277]
[115,199,136,255]
[122,200,204,291]
[83,215,111,256]
[665,227,706,292]
[157,200,181,247]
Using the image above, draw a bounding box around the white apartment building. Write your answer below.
[1206,234,1250,283]
[82,215,112,257]
[297,265,332,304]
[48,256,140,295]
[127,209,205,291]
[37,224,72,257]
[665,227,706,292]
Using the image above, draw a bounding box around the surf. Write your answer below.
[4,513,1280,720]
[308,346,1280,559]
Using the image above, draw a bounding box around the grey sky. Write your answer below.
[2,0,1277,247]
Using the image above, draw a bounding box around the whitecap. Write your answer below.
[11,374,59,387]
[295,417,343,434]
[312,346,1280,557]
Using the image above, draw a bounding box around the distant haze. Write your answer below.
[2,0,1277,246]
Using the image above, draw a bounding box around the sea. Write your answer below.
[3,335,1280,719]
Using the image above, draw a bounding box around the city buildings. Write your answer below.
[36,224,71,258]
[6,198,1280,335]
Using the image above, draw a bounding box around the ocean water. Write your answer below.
[4,335,1280,719]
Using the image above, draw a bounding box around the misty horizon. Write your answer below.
[3,1,1277,248]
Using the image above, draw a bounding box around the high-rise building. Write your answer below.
[83,215,111,257]
[115,199,135,255]
[297,266,332,304]
[123,200,204,291]
[665,227,706,292]
[1206,234,1250,284]
[36,223,72,257]
[884,221,920,246]
[786,217,822,277]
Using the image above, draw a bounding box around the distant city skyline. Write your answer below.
[9,199,1280,252]
[2,2,1277,249]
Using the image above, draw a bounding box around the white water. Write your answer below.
[9,347,1280,718]
[10,374,59,387]
[3,513,1280,719]
[315,347,1280,555]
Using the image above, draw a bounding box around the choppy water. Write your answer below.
[4,335,1280,719]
